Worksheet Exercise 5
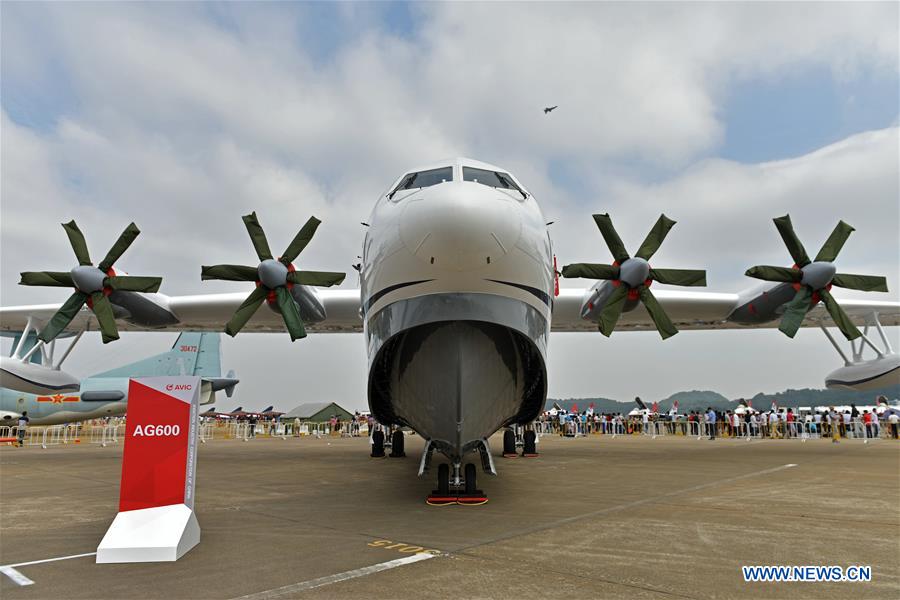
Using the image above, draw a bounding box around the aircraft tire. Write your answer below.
[371,430,386,457]
[389,429,406,457]
[464,463,477,495]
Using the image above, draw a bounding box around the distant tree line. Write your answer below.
[547,384,899,413]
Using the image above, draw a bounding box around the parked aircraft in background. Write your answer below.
[0,332,237,425]
[2,157,897,500]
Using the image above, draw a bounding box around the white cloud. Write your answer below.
[1,2,897,406]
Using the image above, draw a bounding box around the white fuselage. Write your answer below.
[359,158,554,459]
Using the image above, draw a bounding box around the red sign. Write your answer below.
[119,377,200,512]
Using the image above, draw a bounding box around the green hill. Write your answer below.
[547,385,899,413]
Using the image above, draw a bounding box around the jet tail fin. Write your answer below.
[90,332,223,378]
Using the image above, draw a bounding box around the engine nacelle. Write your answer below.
[825,354,900,391]
[0,356,80,395]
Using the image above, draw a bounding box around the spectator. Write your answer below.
[16,411,29,447]
[829,407,841,443]
[706,407,716,440]
[888,411,899,439]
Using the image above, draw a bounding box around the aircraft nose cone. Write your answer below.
[399,185,522,271]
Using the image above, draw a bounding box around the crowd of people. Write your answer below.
[537,402,900,441]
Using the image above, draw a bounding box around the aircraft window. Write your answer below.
[462,167,527,198]
[388,167,453,199]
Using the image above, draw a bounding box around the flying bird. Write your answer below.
[543,105,558,114]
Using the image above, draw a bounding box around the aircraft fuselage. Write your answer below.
[361,158,553,462]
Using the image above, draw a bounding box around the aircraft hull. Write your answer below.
[367,293,548,461]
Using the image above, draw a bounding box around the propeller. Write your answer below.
[561,214,706,339]
[201,212,345,341]
[745,215,887,340]
[19,221,162,344]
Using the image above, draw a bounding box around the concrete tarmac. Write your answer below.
[1,433,898,599]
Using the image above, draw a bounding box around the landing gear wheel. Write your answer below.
[458,462,487,505]
[522,430,538,457]
[389,429,406,457]
[427,464,455,505]
[464,463,476,494]
[502,429,517,458]
[370,430,386,458]
[438,463,450,496]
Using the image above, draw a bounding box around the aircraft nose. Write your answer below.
[399,184,523,271]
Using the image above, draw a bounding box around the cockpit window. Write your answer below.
[388,166,453,199]
[462,167,527,198]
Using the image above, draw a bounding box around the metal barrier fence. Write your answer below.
[532,417,896,441]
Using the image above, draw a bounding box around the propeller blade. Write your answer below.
[90,292,120,344]
[638,287,678,339]
[280,216,321,265]
[744,265,802,283]
[773,215,811,267]
[649,268,706,287]
[560,263,620,280]
[98,222,140,272]
[106,275,162,293]
[242,212,273,261]
[819,288,862,341]
[778,286,813,338]
[814,221,855,263]
[62,220,92,266]
[635,214,676,261]
[19,271,75,287]
[597,285,629,337]
[831,273,888,293]
[201,264,259,282]
[287,270,346,287]
[38,291,89,343]
[592,214,630,263]
[275,286,307,341]
[224,286,268,337]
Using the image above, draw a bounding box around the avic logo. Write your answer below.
[165,384,193,391]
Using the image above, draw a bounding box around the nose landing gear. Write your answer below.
[426,461,488,506]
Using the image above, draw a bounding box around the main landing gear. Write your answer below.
[502,425,539,458]
[371,426,406,458]
[427,462,487,506]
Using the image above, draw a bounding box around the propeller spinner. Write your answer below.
[201,212,345,341]
[561,214,707,339]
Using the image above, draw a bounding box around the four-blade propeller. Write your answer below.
[561,214,707,339]
[745,215,887,340]
[201,212,346,341]
[19,221,162,344]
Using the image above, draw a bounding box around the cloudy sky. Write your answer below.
[2,2,898,411]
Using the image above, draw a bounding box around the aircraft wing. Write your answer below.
[3,287,897,336]
[0,290,364,335]
[551,288,900,332]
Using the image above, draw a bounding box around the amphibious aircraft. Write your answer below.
[1,157,897,501]
[1,332,237,426]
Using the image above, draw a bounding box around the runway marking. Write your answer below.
[231,553,436,599]
[0,552,96,586]
[0,567,34,586]
[368,539,441,555]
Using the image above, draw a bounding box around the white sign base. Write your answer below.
[96,504,200,563]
